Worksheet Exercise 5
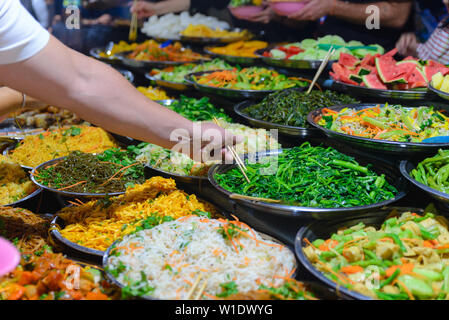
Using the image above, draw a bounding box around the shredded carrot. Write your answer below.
[395,279,415,300]
[57,180,86,191]
[340,265,364,274]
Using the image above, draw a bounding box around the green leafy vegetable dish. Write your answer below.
[303,209,449,300]
[150,59,233,84]
[34,149,145,194]
[214,142,398,208]
[161,95,232,122]
[242,89,359,128]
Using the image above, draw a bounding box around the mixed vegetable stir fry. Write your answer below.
[243,89,359,128]
[193,67,309,91]
[318,104,449,143]
[215,142,397,208]
[127,40,208,62]
[303,210,449,300]
[0,248,117,300]
[150,59,232,84]
[411,149,449,194]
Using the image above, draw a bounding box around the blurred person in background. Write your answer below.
[130,0,317,42]
[21,0,50,28]
[50,0,132,53]
[396,0,449,64]
[286,0,413,50]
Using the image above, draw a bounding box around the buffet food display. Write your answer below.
[7,15,449,302]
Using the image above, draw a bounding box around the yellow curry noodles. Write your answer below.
[58,177,215,251]
[8,125,117,167]
[0,156,37,205]
[303,211,449,300]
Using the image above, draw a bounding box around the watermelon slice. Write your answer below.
[338,53,360,69]
[332,63,359,85]
[376,56,407,84]
[423,61,449,81]
[383,48,398,58]
[393,83,411,90]
[363,74,387,89]
[360,54,375,67]
[407,68,427,88]
[403,56,419,61]
[357,67,371,76]
[349,74,363,84]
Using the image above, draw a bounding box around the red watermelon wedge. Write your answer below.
[332,63,359,85]
[338,53,360,69]
[376,56,407,84]
[407,68,427,88]
[383,48,398,58]
[423,60,449,80]
[363,74,387,89]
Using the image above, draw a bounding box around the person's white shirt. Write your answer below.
[0,0,50,65]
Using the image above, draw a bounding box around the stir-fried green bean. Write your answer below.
[214,142,397,208]
[411,149,449,194]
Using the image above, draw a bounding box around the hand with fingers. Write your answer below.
[395,32,419,58]
[171,122,243,164]
[130,1,159,19]
[287,0,332,21]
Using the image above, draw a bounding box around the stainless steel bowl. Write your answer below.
[400,160,449,204]
[255,48,336,70]
[295,207,425,300]
[50,215,104,264]
[234,100,322,138]
[145,73,193,91]
[332,79,432,101]
[102,229,297,300]
[89,46,122,64]
[428,83,449,102]
[307,103,449,156]
[31,157,127,199]
[208,148,408,220]
[203,46,262,66]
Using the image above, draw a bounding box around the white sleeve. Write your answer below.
[0,0,50,65]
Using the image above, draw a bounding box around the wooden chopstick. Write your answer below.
[213,116,250,183]
[228,145,247,171]
[306,46,335,94]
[194,278,208,300]
[186,274,202,300]
[229,193,281,203]
[128,0,138,42]
[227,146,250,183]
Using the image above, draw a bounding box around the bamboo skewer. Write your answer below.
[306,46,336,94]
[229,193,282,203]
